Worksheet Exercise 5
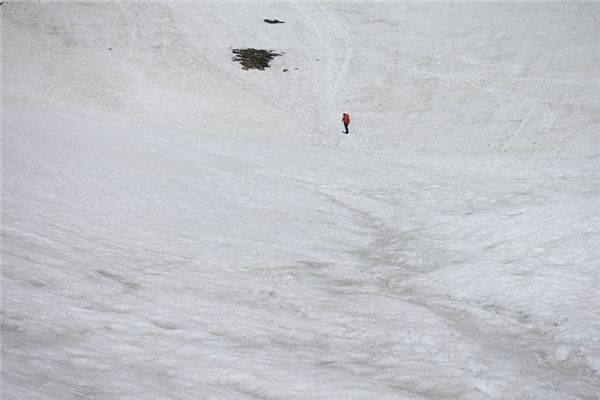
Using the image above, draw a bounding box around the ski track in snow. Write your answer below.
[2,2,600,400]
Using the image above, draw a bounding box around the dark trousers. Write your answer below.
[343,123,349,134]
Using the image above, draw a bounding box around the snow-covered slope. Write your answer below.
[4,2,599,153]
[2,2,600,399]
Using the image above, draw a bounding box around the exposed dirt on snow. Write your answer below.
[232,48,282,70]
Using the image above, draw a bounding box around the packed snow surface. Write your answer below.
[2,2,600,399]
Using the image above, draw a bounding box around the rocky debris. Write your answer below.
[232,48,282,70]
[264,19,285,24]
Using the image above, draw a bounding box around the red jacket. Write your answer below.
[342,113,350,124]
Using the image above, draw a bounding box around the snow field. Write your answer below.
[2,2,600,399]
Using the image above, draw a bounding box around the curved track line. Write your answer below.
[294,3,352,138]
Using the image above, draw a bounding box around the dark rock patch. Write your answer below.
[232,48,282,70]
[264,19,285,24]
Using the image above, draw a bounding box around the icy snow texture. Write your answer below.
[2,2,600,400]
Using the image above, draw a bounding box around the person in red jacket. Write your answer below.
[342,113,350,134]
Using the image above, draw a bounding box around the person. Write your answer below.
[342,113,350,134]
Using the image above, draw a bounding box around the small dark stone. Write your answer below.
[283,68,288,72]
[108,47,112,50]
[264,19,285,24]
